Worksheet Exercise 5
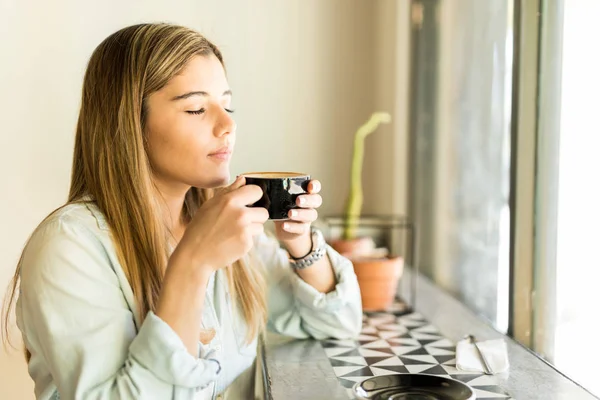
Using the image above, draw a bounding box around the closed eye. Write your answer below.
[186,108,205,115]
[186,108,234,115]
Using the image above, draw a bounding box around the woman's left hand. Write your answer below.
[274,180,322,257]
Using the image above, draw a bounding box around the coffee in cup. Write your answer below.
[242,172,310,220]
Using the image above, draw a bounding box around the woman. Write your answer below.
[2,23,362,399]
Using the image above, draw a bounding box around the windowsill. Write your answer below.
[258,268,598,400]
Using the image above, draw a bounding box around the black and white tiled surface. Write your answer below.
[321,309,514,399]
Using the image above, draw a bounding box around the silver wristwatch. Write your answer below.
[288,227,327,270]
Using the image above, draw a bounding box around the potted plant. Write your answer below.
[329,112,404,311]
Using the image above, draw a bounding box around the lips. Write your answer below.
[208,146,233,156]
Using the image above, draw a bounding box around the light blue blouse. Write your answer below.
[15,201,362,399]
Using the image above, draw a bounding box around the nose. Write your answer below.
[214,106,236,138]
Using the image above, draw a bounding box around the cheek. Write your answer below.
[146,116,212,170]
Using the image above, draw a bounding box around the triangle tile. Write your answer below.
[364,356,393,366]
[341,366,374,377]
[359,340,379,346]
[325,347,354,357]
[373,365,409,374]
[433,355,455,364]
[328,358,365,368]
[378,323,407,331]
[362,339,392,349]
[450,374,485,383]
[406,364,437,374]
[338,376,368,383]
[331,356,367,366]
[410,332,444,340]
[426,338,455,348]
[425,347,455,356]
[370,366,400,376]
[358,348,396,357]
[338,378,358,389]
[417,339,441,346]
[387,338,421,346]
[402,347,430,356]
[357,334,380,341]
[402,355,438,364]
[419,365,448,375]
[442,358,456,366]
[391,345,421,355]
[379,330,408,339]
[372,357,404,367]
[399,356,434,365]
[394,332,415,339]
[361,326,378,335]
[335,348,363,357]
[432,346,456,353]
[474,388,510,398]
[333,365,365,377]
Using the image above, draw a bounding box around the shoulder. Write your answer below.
[20,201,112,284]
[28,201,107,245]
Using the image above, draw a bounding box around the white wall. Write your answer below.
[0,1,408,397]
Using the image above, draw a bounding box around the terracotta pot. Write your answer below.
[330,237,376,257]
[351,256,404,311]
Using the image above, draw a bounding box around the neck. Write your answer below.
[153,179,190,241]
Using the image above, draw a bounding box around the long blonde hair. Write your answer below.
[3,23,266,358]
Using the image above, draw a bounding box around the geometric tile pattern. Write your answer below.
[322,310,514,399]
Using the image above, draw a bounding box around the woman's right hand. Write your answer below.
[171,176,269,275]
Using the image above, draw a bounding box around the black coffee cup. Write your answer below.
[242,172,311,220]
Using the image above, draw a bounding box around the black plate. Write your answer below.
[352,374,476,400]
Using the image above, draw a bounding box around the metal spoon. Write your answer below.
[465,334,494,375]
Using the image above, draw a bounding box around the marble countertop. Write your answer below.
[259,269,598,400]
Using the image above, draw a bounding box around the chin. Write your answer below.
[193,171,230,189]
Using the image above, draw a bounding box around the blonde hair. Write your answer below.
[3,23,266,359]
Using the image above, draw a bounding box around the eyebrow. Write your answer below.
[171,90,232,101]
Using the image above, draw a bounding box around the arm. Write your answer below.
[257,232,363,340]
[17,217,219,399]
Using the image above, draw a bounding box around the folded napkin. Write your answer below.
[456,338,509,374]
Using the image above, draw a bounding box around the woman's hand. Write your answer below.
[171,176,269,276]
[274,180,322,258]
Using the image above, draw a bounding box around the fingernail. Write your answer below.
[298,197,306,206]
[283,223,290,231]
[313,181,321,192]
[290,210,298,218]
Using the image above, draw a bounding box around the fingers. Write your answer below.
[308,180,321,194]
[296,193,322,209]
[228,184,264,206]
[245,206,269,223]
[288,208,318,223]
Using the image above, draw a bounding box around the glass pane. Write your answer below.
[553,0,600,395]
[408,0,513,330]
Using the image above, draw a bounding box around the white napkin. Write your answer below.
[456,338,509,374]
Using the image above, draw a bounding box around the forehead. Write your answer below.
[164,54,229,95]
